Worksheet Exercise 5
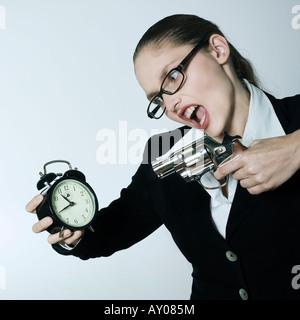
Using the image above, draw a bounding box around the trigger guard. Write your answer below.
[197,172,228,190]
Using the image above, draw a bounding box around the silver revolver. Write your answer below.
[152,131,246,189]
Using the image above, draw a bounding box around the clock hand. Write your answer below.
[60,194,73,204]
[58,196,75,213]
[58,203,73,213]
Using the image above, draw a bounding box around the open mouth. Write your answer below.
[179,105,209,129]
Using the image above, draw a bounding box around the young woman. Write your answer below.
[27,14,300,299]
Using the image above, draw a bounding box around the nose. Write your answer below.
[163,93,181,114]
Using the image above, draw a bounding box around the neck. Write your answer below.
[226,78,250,138]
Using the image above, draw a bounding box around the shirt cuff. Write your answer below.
[58,236,82,251]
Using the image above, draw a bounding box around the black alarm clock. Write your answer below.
[36,160,98,237]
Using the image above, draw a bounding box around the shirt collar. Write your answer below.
[242,80,285,147]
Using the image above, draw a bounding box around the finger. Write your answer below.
[63,230,83,245]
[246,185,264,195]
[239,178,255,189]
[26,194,44,213]
[214,155,243,180]
[242,178,275,195]
[32,216,53,234]
[47,229,74,245]
[239,176,267,194]
[232,168,248,181]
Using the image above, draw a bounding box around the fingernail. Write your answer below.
[36,194,43,202]
[64,230,72,237]
[43,217,52,225]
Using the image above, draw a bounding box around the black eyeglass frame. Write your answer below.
[147,38,208,119]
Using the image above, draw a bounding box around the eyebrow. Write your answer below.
[146,59,178,101]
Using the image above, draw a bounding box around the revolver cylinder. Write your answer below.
[152,136,213,182]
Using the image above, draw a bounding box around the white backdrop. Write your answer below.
[0,0,299,299]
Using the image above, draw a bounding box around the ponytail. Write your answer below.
[228,43,261,88]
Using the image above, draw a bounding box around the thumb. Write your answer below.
[25,194,44,213]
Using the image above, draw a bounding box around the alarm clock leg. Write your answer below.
[59,226,65,238]
[88,226,95,233]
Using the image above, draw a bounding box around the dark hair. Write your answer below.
[133,14,261,89]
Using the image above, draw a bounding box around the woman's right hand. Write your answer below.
[26,194,83,247]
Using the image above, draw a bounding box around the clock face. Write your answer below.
[50,179,96,228]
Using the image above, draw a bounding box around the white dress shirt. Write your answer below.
[202,80,286,238]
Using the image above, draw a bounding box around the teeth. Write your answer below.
[200,113,206,126]
[184,106,196,119]
[183,105,206,126]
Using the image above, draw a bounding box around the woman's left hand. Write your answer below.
[214,130,300,195]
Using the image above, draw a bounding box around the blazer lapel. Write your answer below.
[225,183,261,240]
[225,93,290,240]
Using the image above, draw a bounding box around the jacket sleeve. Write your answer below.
[52,160,162,260]
[52,127,188,259]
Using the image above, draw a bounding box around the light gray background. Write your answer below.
[0,0,299,299]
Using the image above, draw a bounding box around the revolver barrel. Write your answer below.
[152,137,214,182]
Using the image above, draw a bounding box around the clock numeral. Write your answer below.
[73,186,76,191]
[74,219,78,224]
[80,191,85,196]
[64,185,69,191]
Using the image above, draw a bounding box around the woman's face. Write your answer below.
[134,39,247,140]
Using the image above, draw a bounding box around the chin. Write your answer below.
[205,129,226,142]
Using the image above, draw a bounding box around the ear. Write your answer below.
[208,34,230,65]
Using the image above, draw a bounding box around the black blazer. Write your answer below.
[54,93,300,300]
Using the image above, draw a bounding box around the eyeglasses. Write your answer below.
[147,38,208,119]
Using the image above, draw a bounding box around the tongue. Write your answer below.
[193,106,205,123]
